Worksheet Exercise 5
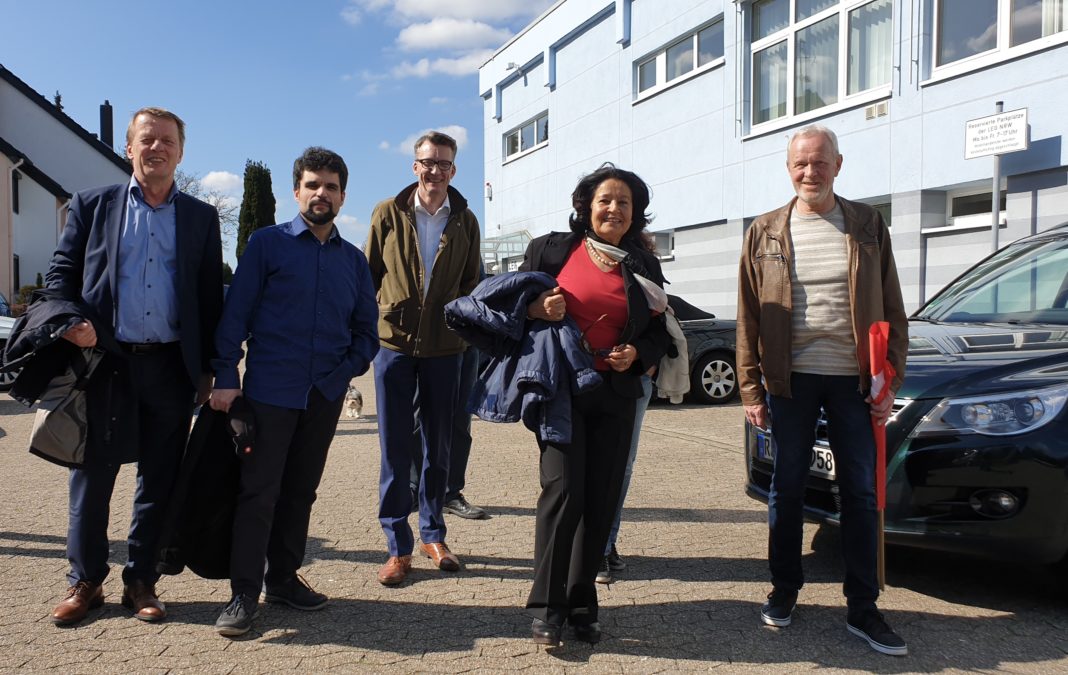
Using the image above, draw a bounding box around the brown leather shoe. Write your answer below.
[52,581,103,626]
[377,555,412,586]
[121,579,166,622]
[420,541,460,572]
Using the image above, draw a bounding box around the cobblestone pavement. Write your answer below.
[1,374,1067,673]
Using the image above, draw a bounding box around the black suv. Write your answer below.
[745,224,1068,564]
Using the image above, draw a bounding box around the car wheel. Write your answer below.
[690,351,737,404]
[0,366,16,392]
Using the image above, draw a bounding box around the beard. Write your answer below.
[302,201,337,226]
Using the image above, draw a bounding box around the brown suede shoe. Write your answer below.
[377,555,412,586]
[121,579,166,622]
[52,581,103,626]
[420,542,460,572]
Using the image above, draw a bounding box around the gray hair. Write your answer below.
[788,124,840,156]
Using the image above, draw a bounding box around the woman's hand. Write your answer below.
[605,344,638,372]
[527,286,567,321]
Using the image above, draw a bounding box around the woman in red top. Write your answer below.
[520,165,672,645]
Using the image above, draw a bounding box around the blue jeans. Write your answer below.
[374,349,460,556]
[766,372,879,610]
[604,374,652,554]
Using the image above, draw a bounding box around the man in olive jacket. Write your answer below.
[736,124,908,656]
[364,131,480,586]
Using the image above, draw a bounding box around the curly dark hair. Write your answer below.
[293,146,348,191]
[568,163,655,251]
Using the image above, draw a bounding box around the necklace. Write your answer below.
[585,237,619,268]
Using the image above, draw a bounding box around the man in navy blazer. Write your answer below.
[44,107,223,626]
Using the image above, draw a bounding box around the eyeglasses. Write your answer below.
[416,158,454,172]
[580,314,614,357]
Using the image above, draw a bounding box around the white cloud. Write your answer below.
[340,5,363,25]
[359,82,381,96]
[378,141,391,151]
[201,171,241,194]
[392,50,495,78]
[430,96,448,104]
[395,125,469,155]
[397,19,512,52]
[335,213,369,248]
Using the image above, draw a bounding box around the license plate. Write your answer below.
[809,446,836,479]
[754,430,837,480]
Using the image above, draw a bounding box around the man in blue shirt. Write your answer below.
[44,107,223,627]
[209,147,378,637]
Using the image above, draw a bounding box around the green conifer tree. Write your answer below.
[237,160,276,258]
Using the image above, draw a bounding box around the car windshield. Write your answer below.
[917,233,1068,325]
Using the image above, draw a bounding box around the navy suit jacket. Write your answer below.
[46,183,224,390]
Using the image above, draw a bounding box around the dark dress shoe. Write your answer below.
[122,579,166,622]
[572,621,602,644]
[531,618,562,646]
[420,541,460,571]
[443,494,487,520]
[378,555,412,586]
[52,580,103,626]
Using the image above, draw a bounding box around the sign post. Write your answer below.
[965,103,1029,252]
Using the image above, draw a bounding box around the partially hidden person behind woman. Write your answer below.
[520,164,672,646]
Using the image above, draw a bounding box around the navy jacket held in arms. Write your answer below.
[444,271,602,444]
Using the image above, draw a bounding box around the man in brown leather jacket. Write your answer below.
[736,124,909,656]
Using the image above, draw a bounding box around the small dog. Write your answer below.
[343,385,363,419]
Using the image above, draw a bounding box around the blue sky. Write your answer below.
[2,0,555,266]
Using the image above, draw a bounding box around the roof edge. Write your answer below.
[0,63,132,176]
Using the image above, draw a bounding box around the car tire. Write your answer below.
[0,366,16,393]
[690,351,738,405]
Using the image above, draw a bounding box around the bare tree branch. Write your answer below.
[175,169,239,247]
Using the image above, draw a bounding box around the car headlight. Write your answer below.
[910,383,1068,437]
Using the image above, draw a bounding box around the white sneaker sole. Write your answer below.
[846,622,908,656]
[760,605,794,627]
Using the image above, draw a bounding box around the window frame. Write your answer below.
[927,0,1068,84]
[747,0,894,135]
[634,18,726,102]
[503,111,549,163]
[653,231,676,261]
[923,187,1008,232]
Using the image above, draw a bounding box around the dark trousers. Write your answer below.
[409,346,478,501]
[66,347,192,586]
[229,388,343,598]
[767,372,879,610]
[375,348,460,556]
[526,385,635,627]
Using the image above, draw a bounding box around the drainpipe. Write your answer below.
[5,158,24,300]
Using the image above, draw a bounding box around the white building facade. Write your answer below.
[0,65,130,304]
[479,0,1068,317]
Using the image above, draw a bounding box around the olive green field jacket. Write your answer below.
[365,183,481,357]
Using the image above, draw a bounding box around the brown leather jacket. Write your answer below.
[736,196,908,406]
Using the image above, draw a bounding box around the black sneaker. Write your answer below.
[847,607,908,656]
[760,588,798,627]
[595,556,613,584]
[263,574,328,611]
[216,593,259,637]
[443,494,487,520]
[606,545,626,571]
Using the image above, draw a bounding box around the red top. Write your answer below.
[556,241,626,371]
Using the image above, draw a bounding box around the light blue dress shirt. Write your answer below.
[414,192,450,296]
[115,177,180,343]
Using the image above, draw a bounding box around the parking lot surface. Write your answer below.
[1,374,1066,673]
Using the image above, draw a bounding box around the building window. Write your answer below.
[11,171,20,215]
[503,112,549,161]
[653,231,675,261]
[935,0,1067,72]
[941,188,1007,230]
[635,19,725,98]
[750,0,892,127]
